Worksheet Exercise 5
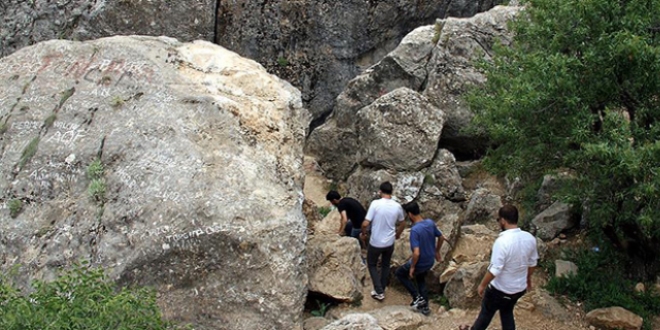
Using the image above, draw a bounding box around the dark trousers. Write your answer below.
[471,285,526,330]
[367,244,394,294]
[395,261,429,302]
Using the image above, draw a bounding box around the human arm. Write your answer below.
[360,219,371,241]
[409,247,420,278]
[435,235,444,262]
[395,220,405,240]
[527,266,536,291]
[477,271,496,297]
[338,210,348,235]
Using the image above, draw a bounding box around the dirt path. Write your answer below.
[303,155,592,329]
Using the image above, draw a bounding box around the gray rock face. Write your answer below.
[444,261,489,309]
[216,0,503,122]
[0,1,215,58]
[0,36,308,330]
[532,202,576,241]
[307,236,365,302]
[463,188,503,225]
[307,6,522,181]
[356,88,444,172]
[321,314,382,330]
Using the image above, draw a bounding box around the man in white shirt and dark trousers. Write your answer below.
[360,181,405,301]
[461,204,539,330]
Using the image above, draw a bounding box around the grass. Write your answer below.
[19,137,40,169]
[88,179,106,203]
[310,300,331,317]
[58,87,76,108]
[86,159,104,180]
[43,113,57,129]
[109,95,125,108]
[432,21,445,44]
[8,199,23,218]
[277,56,289,67]
[318,206,332,218]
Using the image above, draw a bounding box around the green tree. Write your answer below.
[468,0,660,280]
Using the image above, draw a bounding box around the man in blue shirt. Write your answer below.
[395,201,444,315]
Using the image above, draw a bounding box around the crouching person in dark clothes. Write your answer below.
[395,201,443,316]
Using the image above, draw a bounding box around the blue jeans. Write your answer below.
[344,222,362,239]
[471,285,526,330]
[395,261,430,302]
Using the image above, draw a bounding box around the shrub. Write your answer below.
[545,247,660,330]
[0,264,171,330]
[87,159,104,180]
[318,206,332,218]
[8,199,22,218]
[88,179,106,202]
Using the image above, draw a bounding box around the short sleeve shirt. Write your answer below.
[365,198,405,248]
[410,219,442,271]
[336,197,367,228]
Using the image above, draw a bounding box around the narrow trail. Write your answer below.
[303,156,592,330]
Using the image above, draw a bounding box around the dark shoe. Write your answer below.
[415,300,430,316]
[410,296,425,309]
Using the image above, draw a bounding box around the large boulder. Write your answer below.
[0,36,309,330]
[585,307,643,330]
[444,261,489,309]
[532,202,577,241]
[216,0,504,122]
[321,314,383,330]
[369,306,426,330]
[0,1,215,58]
[463,188,503,225]
[423,6,521,158]
[307,236,366,302]
[308,5,522,181]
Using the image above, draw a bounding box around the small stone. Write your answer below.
[559,233,567,239]
[635,282,645,293]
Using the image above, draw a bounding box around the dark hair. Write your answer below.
[326,190,341,201]
[402,201,420,215]
[379,181,393,195]
[499,204,519,224]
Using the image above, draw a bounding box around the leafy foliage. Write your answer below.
[310,300,331,317]
[87,159,104,180]
[468,0,660,278]
[318,206,332,218]
[546,247,660,330]
[0,264,170,330]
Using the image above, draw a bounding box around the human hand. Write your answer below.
[527,278,533,291]
[435,251,442,262]
[409,266,415,279]
[478,283,486,297]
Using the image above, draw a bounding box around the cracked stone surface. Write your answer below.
[0,36,309,330]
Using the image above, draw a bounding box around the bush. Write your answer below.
[545,247,660,330]
[318,206,332,218]
[467,0,660,280]
[0,264,171,330]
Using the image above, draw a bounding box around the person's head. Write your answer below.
[325,190,341,205]
[497,204,519,230]
[379,181,393,196]
[402,201,420,216]
[402,201,421,222]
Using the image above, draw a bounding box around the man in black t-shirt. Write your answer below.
[326,191,367,240]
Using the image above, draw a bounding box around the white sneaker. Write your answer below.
[370,290,385,301]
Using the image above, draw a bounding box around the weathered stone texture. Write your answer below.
[0,36,309,330]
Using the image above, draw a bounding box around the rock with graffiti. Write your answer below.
[0,36,310,330]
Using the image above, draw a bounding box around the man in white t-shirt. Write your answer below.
[460,204,539,330]
[360,181,405,301]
